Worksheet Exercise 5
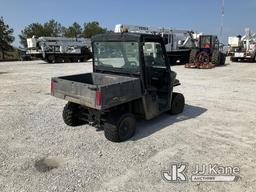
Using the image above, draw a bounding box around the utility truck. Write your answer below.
[26,36,92,63]
[115,24,197,65]
[51,32,185,142]
[229,28,256,62]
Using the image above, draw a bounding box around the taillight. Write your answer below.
[96,90,101,106]
[51,80,54,95]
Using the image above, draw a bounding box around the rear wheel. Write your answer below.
[250,56,256,63]
[46,55,55,63]
[170,92,185,114]
[212,50,221,66]
[220,53,226,65]
[103,113,136,142]
[64,57,71,63]
[231,57,237,62]
[71,57,79,63]
[62,102,85,126]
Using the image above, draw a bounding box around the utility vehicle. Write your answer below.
[51,32,185,142]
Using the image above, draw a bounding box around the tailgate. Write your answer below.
[51,73,142,110]
[51,77,99,109]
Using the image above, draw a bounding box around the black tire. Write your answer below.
[231,57,237,62]
[104,113,136,142]
[47,55,55,63]
[189,49,198,63]
[170,92,185,115]
[212,50,221,66]
[62,102,84,126]
[220,53,226,66]
[80,54,91,62]
[70,57,79,63]
[64,58,71,63]
[249,56,256,63]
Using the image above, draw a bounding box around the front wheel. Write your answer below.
[212,50,221,66]
[170,93,185,115]
[104,113,136,142]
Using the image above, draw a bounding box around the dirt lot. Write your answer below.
[0,59,255,192]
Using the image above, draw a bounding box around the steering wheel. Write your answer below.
[123,61,137,69]
[128,61,137,66]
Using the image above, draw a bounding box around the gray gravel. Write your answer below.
[0,59,255,192]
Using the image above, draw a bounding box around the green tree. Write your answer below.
[63,22,82,38]
[82,21,107,38]
[43,19,63,36]
[19,19,63,47]
[19,23,44,47]
[0,17,15,60]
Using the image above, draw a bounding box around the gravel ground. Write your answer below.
[0,59,255,192]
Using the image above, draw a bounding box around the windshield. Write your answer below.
[93,42,140,73]
[200,36,212,48]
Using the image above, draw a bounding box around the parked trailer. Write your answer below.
[26,36,92,63]
[115,24,198,65]
[229,28,256,62]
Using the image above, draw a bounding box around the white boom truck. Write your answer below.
[229,28,256,62]
[26,36,92,63]
[115,24,198,65]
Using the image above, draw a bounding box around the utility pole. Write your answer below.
[220,0,225,42]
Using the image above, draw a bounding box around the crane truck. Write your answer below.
[115,24,198,65]
[26,36,92,63]
[229,28,256,62]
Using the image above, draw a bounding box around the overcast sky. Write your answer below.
[1,0,256,46]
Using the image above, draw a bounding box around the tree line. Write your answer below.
[0,17,15,60]
[19,19,108,47]
[0,17,108,60]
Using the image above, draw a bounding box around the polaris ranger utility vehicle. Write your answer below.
[51,33,185,142]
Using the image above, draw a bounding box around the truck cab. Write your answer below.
[51,32,185,142]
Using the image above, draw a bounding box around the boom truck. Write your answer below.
[26,36,92,63]
[115,24,197,65]
[229,28,256,62]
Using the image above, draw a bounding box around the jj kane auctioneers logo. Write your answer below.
[162,163,240,182]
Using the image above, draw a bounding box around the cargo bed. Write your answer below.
[51,73,142,110]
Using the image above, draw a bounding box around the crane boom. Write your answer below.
[114,24,201,65]
[114,24,193,35]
